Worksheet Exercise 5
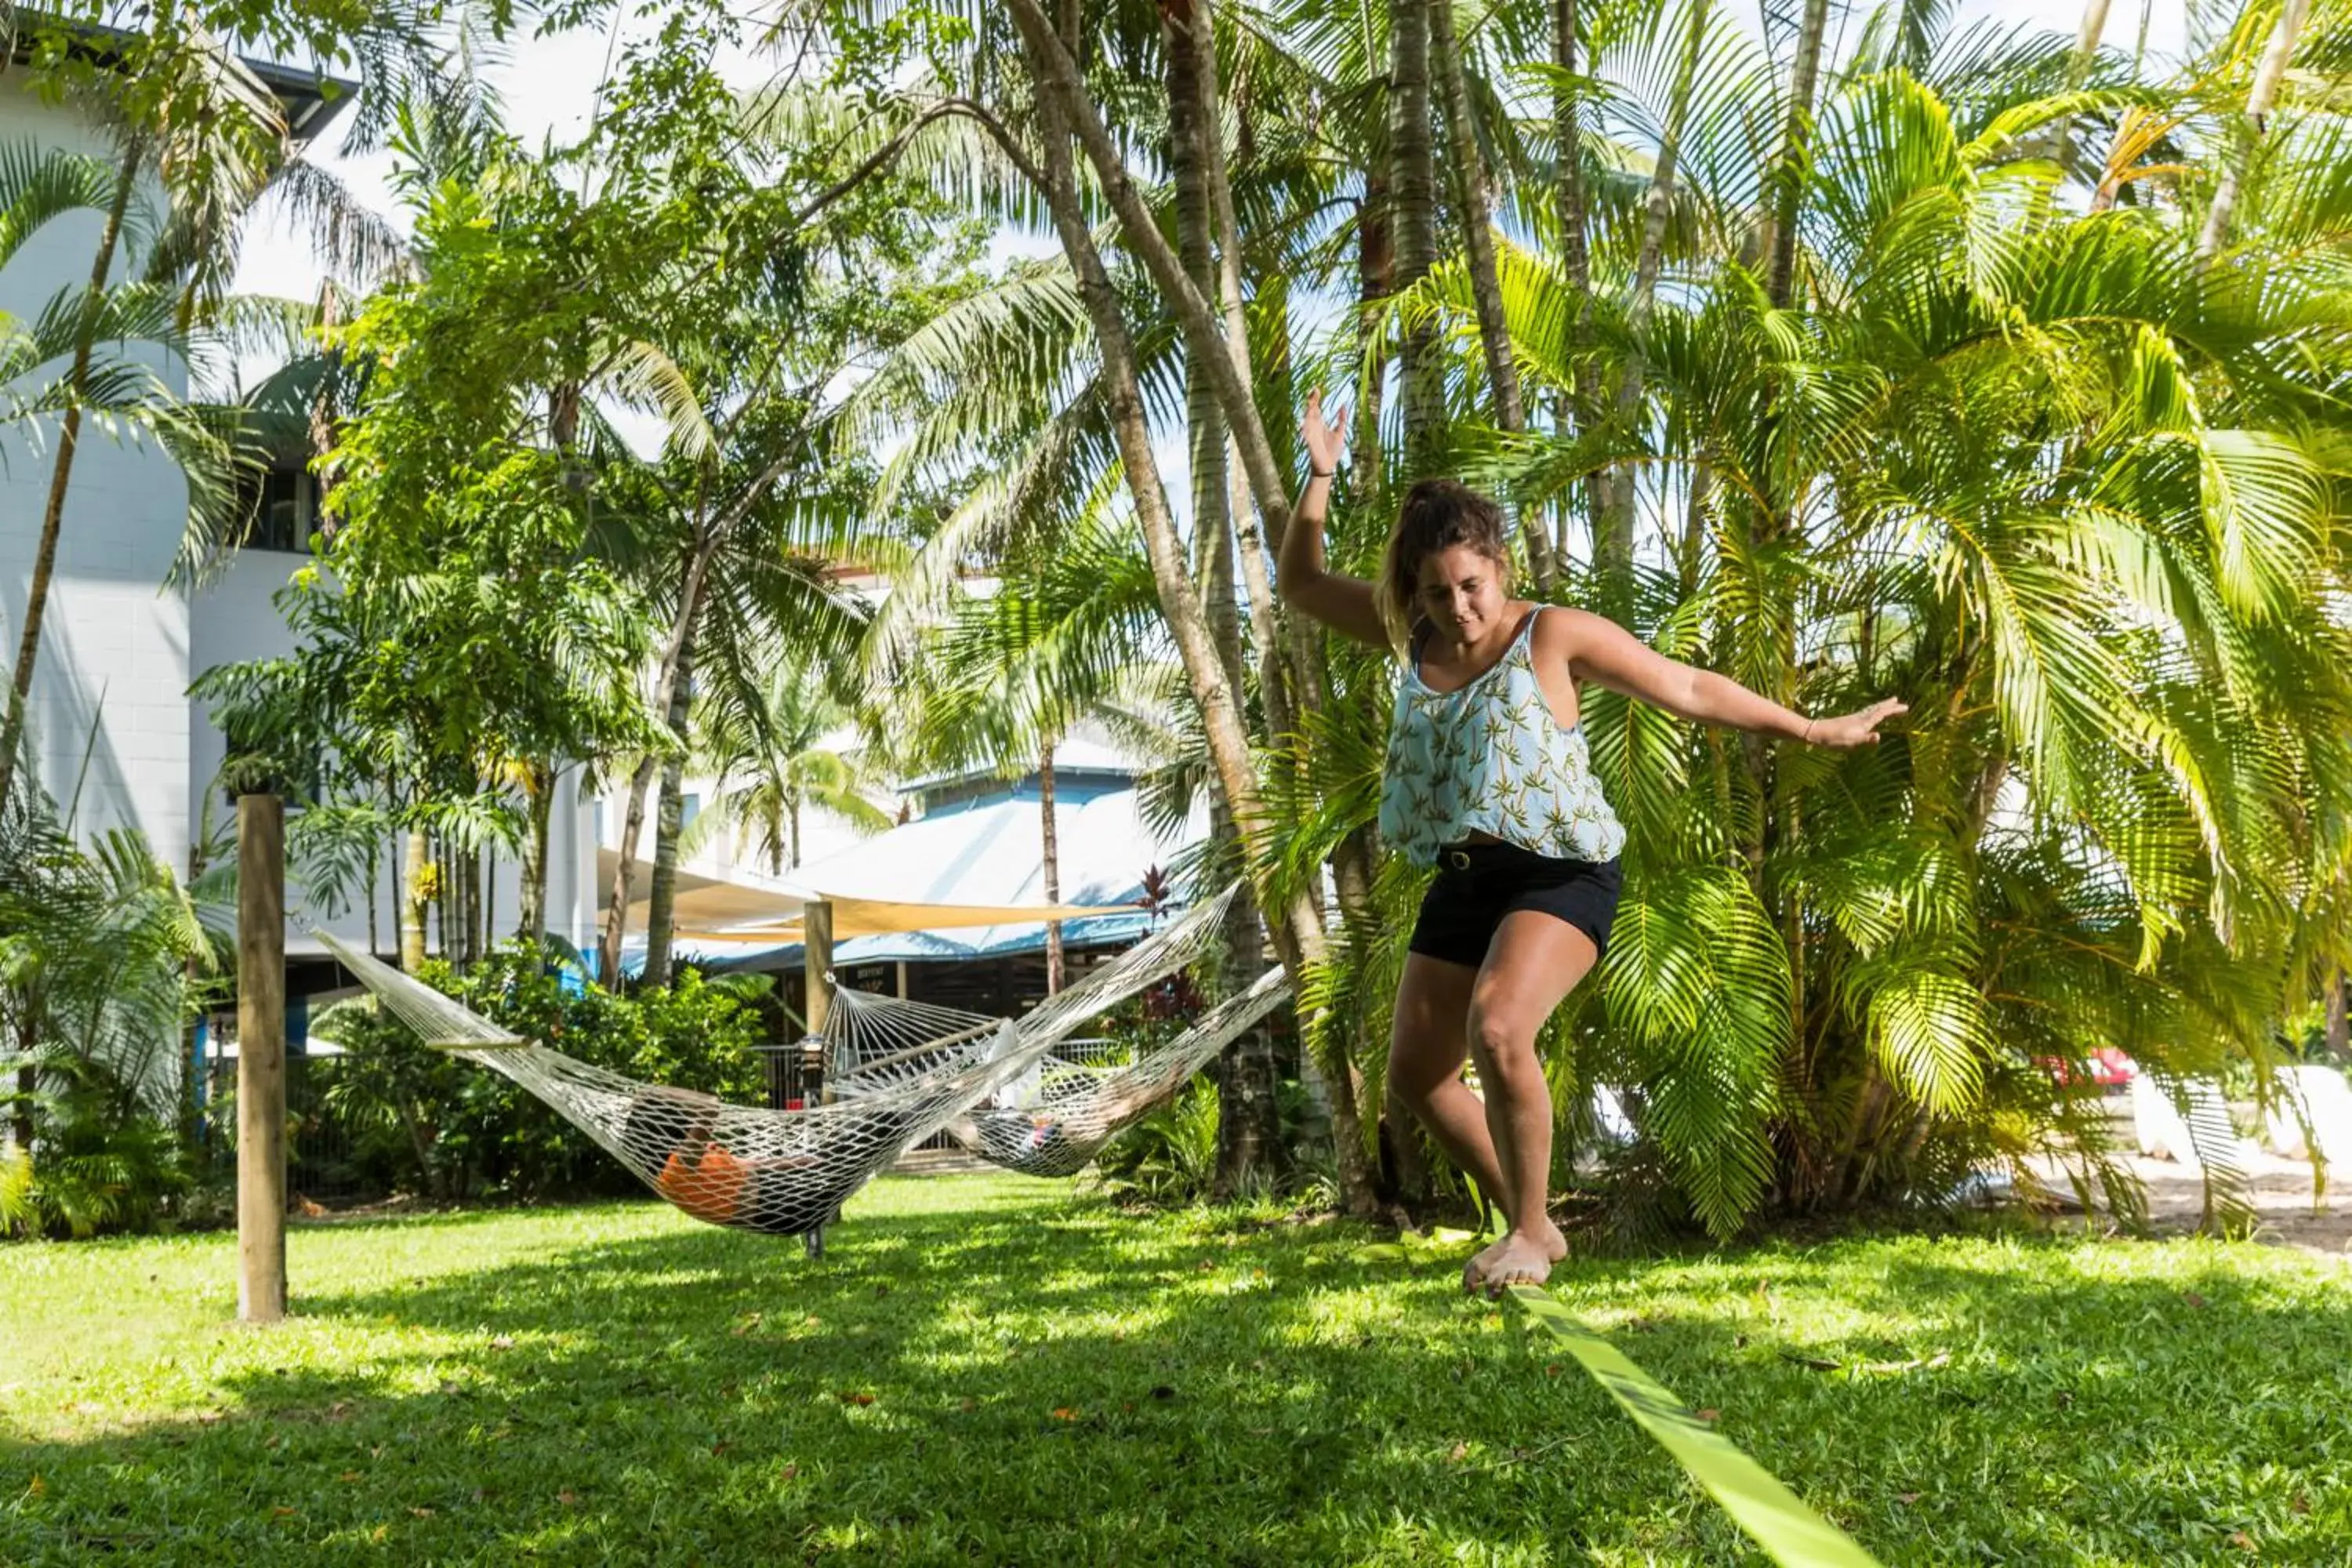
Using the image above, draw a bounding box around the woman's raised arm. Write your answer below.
[1274,390,1390,651]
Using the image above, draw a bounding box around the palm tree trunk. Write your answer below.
[518,759,552,942]
[0,141,144,813]
[643,643,696,990]
[2328,968,2348,1059]
[2049,0,2115,183]
[437,840,456,962]
[1431,0,1557,592]
[1040,739,1064,995]
[464,844,483,967]
[1001,20,1381,1214]
[1210,818,1278,1197]
[367,824,381,959]
[2198,0,2313,257]
[1764,0,1831,310]
[1356,167,1394,496]
[1554,0,1609,566]
[1167,1,1250,706]
[1177,0,1301,745]
[1168,27,1311,1158]
[1390,0,1445,476]
[1553,0,1592,301]
[401,828,429,970]
[599,755,657,985]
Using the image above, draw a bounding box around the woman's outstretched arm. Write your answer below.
[1549,608,1904,747]
[1274,390,1390,650]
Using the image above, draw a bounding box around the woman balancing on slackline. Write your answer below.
[1276,390,1905,1296]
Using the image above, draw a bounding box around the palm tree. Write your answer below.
[681,652,893,878]
[590,338,884,989]
[880,510,1181,994]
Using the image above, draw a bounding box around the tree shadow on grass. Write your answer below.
[4,1195,2350,1565]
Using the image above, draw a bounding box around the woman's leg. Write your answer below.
[1463,911,1600,1294]
[1388,953,1516,1285]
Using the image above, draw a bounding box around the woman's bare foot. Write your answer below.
[1463,1219,1566,1295]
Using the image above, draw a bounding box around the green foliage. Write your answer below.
[307,946,771,1200]
[0,744,212,1240]
[0,1080,191,1241]
[1092,1080,1221,1203]
[1273,23,2352,1237]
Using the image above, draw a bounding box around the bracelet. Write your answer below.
[1308,466,1336,481]
[1800,717,1817,744]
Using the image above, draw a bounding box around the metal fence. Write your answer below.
[197,1044,371,1203]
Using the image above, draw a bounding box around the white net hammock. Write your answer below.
[312,887,1240,1242]
[945,965,1291,1178]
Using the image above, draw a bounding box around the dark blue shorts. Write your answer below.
[1406,842,1623,971]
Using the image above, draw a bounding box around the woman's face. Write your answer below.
[1414,544,1510,644]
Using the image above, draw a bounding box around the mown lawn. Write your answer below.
[2,1174,2349,1565]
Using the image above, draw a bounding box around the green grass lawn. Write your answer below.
[3,1176,2350,1566]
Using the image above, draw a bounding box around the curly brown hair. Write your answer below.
[1374,478,1513,648]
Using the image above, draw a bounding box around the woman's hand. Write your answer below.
[1301,387,1348,477]
[1803,699,1907,748]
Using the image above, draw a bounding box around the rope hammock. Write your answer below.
[821,885,1240,1104]
[312,887,1238,1243]
[951,965,1292,1178]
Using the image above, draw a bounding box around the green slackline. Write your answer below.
[1508,1284,1884,1568]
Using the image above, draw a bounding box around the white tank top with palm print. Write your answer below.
[1377,607,1626,867]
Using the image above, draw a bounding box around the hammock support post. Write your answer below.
[804,898,834,1054]
[235,793,288,1323]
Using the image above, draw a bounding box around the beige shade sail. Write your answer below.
[601,848,1136,946]
[676,891,1139,945]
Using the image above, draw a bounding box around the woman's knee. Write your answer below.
[1465,1008,1540,1083]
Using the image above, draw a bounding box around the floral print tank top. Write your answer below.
[1377,608,1627,867]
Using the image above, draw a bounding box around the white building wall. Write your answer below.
[0,78,192,880]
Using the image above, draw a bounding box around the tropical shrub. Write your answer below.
[308,945,772,1200]
[0,753,212,1239]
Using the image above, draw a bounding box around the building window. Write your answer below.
[681,793,701,830]
[237,466,318,554]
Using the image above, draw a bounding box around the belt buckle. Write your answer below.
[1445,848,1473,871]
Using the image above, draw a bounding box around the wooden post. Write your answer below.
[804,897,834,1048]
[236,793,288,1323]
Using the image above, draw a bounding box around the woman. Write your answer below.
[1276,390,1902,1295]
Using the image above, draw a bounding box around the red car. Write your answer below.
[2035,1047,2136,1088]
